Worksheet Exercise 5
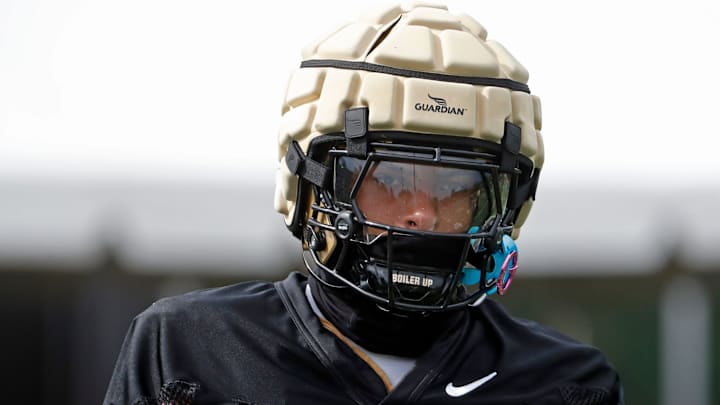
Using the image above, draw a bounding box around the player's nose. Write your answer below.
[398,192,438,231]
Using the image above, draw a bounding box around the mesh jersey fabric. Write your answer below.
[104,272,622,405]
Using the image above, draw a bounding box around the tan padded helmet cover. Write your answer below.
[274,2,544,239]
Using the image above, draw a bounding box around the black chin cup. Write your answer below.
[358,234,468,306]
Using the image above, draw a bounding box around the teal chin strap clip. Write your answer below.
[462,233,518,296]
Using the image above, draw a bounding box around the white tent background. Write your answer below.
[2,0,719,185]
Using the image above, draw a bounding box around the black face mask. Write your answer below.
[358,233,470,306]
[298,129,529,313]
[308,276,466,357]
[362,233,468,270]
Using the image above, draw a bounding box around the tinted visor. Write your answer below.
[335,157,509,236]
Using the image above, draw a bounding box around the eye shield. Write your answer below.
[333,154,510,238]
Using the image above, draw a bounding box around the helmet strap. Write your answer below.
[285,140,332,188]
[344,107,369,158]
[500,121,522,172]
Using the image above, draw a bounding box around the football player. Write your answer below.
[105,3,623,404]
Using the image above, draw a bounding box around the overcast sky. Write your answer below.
[1,0,719,188]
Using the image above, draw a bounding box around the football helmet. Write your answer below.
[274,3,543,312]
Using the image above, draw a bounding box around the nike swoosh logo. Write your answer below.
[445,371,498,397]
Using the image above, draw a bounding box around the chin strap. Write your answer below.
[462,234,518,296]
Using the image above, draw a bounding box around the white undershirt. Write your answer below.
[305,285,417,387]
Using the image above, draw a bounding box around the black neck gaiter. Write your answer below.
[308,276,467,358]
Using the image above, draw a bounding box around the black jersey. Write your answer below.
[104,272,622,405]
